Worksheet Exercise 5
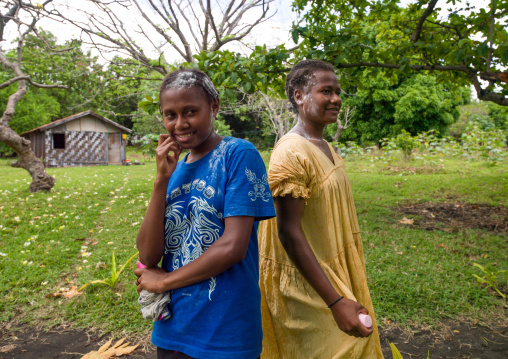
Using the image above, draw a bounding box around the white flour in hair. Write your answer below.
[164,71,219,101]
[170,72,199,89]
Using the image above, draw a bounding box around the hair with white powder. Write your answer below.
[159,68,219,113]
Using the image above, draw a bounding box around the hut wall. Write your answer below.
[65,116,120,133]
[45,130,107,167]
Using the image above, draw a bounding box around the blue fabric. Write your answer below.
[151,137,275,359]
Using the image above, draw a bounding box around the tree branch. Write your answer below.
[0,75,67,89]
[486,0,496,72]
[410,0,439,42]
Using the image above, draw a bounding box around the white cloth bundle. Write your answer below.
[138,290,172,322]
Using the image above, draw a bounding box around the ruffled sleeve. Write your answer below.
[268,138,316,202]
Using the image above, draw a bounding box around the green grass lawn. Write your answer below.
[0,150,506,335]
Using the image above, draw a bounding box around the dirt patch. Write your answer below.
[0,324,155,359]
[379,319,508,359]
[380,165,446,175]
[1,320,507,359]
[395,202,508,234]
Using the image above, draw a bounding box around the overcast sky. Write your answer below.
[3,0,493,64]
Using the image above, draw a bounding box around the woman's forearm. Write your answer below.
[279,227,341,305]
[136,178,169,267]
[136,216,254,293]
[275,196,341,305]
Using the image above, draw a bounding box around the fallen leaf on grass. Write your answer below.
[399,217,414,225]
[80,337,139,359]
[435,243,450,250]
[46,285,82,299]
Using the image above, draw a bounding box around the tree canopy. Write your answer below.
[291,0,508,105]
[198,0,508,108]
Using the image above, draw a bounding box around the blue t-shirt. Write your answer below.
[151,137,275,359]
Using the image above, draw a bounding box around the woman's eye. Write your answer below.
[323,89,331,95]
[186,109,196,116]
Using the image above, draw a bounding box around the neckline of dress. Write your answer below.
[286,133,337,166]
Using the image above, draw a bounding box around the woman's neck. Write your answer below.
[291,118,325,141]
[187,132,223,163]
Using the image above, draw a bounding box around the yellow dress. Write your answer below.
[258,134,384,359]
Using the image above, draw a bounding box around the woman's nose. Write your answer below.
[175,115,188,129]
[332,92,342,106]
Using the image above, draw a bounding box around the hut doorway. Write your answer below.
[108,133,122,165]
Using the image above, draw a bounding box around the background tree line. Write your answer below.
[1,0,507,191]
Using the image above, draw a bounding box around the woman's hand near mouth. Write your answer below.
[156,133,182,181]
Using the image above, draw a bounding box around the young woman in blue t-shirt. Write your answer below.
[135,68,275,359]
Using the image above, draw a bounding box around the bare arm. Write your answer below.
[275,196,373,338]
[136,134,181,267]
[135,216,255,292]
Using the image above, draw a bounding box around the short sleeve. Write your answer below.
[224,148,276,221]
[268,140,316,202]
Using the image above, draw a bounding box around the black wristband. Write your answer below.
[327,296,344,308]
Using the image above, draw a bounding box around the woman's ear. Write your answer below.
[211,99,220,117]
[294,88,303,105]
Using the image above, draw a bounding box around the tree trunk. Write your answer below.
[0,124,56,192]
[332,125,343,155]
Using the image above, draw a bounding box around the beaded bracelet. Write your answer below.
[327,296,344,308]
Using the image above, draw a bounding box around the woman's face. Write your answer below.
[160,86,219,153]
[295,70,342,127]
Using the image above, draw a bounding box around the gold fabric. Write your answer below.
[259,134,384,359]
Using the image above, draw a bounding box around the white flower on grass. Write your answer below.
[47,197,52,201]
[0,252,6,256]
[41,281,48,285]
[24,241,31,247]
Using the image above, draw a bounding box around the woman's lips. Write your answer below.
[174,132,194,143]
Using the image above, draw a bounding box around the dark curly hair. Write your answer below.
[285,60,336,113]
[159,68,219,113]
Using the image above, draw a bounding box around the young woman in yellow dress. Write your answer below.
[258,60,384,358]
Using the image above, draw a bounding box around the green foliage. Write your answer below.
[472,263,507,299]
[1,30,162,138]
[79,251,139,290]
[461,122,507,164]
[291,0,507,100]
[393,130,419,160]
[4,89,60,134]
[131,110,165,136]
[138,94,159,115]
[194,45,290,100]
[334,141,365,157]
[132,134,159,158]
[214,118,232,137]
[338,73,470,144]
[486,102,508,129]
